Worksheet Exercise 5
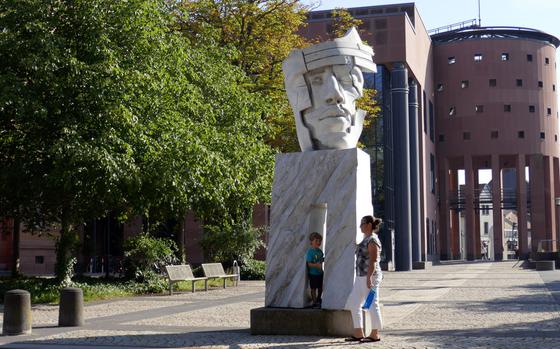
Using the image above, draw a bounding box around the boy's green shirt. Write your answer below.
[306,247,324,275]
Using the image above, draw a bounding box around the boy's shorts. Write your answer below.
[309,274,323,289]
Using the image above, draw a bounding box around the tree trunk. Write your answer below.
[55,215,77,284]
[11,217,21,277]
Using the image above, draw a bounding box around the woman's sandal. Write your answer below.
[360,337,381,343]
[344,336,363,342]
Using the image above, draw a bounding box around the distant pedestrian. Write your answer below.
[306,232,324,308]
[481,242,489,261]
[345,215,383,343]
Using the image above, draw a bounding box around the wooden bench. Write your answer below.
[165,265,208,295]
[201,263,239,288]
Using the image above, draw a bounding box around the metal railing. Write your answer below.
[446,188,530,210]
[428,19,478,35]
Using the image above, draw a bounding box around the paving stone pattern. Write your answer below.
[1,261,559,348]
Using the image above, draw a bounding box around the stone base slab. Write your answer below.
[250,307,353,337]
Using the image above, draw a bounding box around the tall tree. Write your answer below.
[170,0,310,153]
[0,0,274,280]
[328,7,365,39]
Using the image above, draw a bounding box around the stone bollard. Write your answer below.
[58,288,84,327]
[2,289,32,336]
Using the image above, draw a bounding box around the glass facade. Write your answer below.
[360,66,394,263]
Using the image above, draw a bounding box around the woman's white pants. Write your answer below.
[345,275,382,330]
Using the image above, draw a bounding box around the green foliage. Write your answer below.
[240,259,266,280]
[122,233,179,281]
[200,221,265,263]
[0,0,275,283]
[172,0,310,153]
[0,275,231,304]
[329,8,365,39]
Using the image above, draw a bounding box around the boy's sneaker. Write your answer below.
[312,302,321,309]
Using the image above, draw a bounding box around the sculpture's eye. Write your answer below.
[338,75,353,85]
[311,76,323,85]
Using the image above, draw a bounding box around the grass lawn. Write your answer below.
[0,276,235,304]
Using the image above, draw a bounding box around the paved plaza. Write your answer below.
[0,261,559,348]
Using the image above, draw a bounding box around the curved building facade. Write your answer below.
[433,27,559,260]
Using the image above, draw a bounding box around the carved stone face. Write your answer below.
[302,64,364,150]
[282,28,375,152]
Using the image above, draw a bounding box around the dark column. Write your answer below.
[438,157,451,260]
[465,155,476,260]
[530,154,546,255]
[408,79,421,263]
[544,156,556,243]
[516,154,529,258]
[491,154,503,260]
[391,63,412,271]
[450,169,460,258]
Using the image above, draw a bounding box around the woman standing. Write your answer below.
[345,215,383,343]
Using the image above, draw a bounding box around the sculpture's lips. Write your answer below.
[318,108,350,121]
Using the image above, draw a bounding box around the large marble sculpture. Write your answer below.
[265,28,377,311]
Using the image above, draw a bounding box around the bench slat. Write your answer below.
[166,265,196,281]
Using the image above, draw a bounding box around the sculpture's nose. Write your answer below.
[324,75,344,105]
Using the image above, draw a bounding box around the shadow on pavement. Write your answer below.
[8,329,347,348]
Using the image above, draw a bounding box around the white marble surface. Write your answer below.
[265,148,373,309]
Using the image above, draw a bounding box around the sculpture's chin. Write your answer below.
[314,132,355,150]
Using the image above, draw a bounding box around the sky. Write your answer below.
[306,0,560,184]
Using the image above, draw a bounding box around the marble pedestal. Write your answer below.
[250,307,354,336]
[265,148,373,309]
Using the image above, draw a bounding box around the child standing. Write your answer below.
[306,232,324,308]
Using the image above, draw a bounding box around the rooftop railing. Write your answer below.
[428,19,478,35]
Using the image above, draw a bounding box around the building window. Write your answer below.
[489,79,497,87]
[475,105,484,113]
[518,130,525,138]
[429,100,434,142]
[461,80,469,89]
[491,130,499,139]
[548,107,552,115]
[439,134,445,142]
[35,256,44,264]
[504,104,512,112]
[556,135,558,142]
[529,105,535,113]
[538,81,544,88]
[545,57,550,65]
[554,84,556,91]
[463,131,471,140]
[437,83,444,92]
[540,132,545,139]
[449,106,456,116]
[448,56,456,64]
[474,53,483,62]
[501,53,509,61]
[527,54,533,62]
[430,154,435,194]
[482,206,490,216]
[484,222,489,234]
[516,79,523,87]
